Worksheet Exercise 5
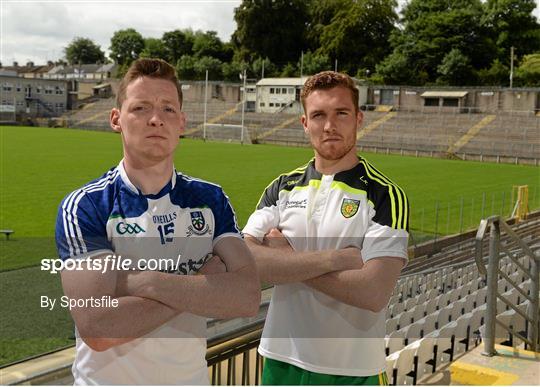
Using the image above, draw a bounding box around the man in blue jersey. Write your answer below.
[55,58,260,385]
[243,71,409,385]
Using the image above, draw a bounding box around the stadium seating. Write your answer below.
[381,214,539,384]
[63,102,539,163]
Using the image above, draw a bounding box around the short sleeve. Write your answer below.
[55,190,112,260]
[362,180,409,262]
[243,178,281,241]
[211,188,242,245]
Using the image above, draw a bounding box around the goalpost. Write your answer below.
[201,68,251,144]
[202,123,251,144]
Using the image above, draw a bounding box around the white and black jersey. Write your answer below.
[243,155,409,377]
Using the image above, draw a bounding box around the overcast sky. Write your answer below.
[1,0,539,65]
[1,0,240,64]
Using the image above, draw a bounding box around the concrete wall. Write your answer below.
[181,82,241,103]
[370,87,539,113]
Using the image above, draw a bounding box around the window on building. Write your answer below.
[16,84,21,92]
[270,88,275,94]
[276,88,281,94]
[36,86,42,94]
[282,88,287,94]
[55,86,62,95]
[45,87,54,95]
[16,100,24,107]
[260,102,265,107]
[442,98,458,107]
[424,98,439,107]
[288,88,294,94]
[2,83,12,91]
[269,103,274,107]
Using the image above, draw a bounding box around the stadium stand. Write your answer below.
[61,97,539,164]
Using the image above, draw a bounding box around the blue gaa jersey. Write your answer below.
[55,160,241,385]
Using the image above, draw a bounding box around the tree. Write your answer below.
[192,31,226,59]
[222,60,246,81]
[299,51,331,75]
[477,59,509,85]
[109,28,145,65]
[317,0,398,75]
[251,57,278,79]
[140,38,167,60]
[436,49,475,85]
[176,55,197,80]
[377,0,493,85]
[64,37,106,65]
[162,29,194,64]
[280,63,298,77]
[232,0,309,65]
[515,53,540,86]
[482,0,540,65]
[306,0,351,50]
[194,56,223,80]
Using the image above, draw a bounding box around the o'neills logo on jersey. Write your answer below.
[116,222,146,234]
[341,198,360,218]
[187,211,210,236]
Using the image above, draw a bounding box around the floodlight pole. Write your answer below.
[509,46,514,89]
[261,59,265,79]
[203,70,208,141]
[241,68,246,145]
[300,51,304,78]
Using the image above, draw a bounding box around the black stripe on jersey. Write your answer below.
[255,160,314,210]
[358,155,409,231]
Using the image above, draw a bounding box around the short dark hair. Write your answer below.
[116,58,183,108]
[301,71,359,112]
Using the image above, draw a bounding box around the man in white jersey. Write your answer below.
[55,58,260,385]
[243,71,409,385]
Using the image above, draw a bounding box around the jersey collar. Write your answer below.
[117,160,177,197]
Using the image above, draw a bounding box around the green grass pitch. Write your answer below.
[1,125,539,271]
[0,124,538,366]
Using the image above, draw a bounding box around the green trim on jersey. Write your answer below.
[256,157,409,231]
[262,358,389,385]
[255,161,311,209]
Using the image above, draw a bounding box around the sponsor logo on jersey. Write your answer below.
[116,222,146,235]
[187,211,210,236]
[152,212,177,224]
[341,198,360,218]
[359,175,368,185]
[285,199,307,209]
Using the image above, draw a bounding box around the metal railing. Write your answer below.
[206,318,265,385]
[475,215,540,355]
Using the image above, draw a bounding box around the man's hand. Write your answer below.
[329,247,364,271]
[262,228,293,251]
[199,255,227,275]
[263,228,363,272]
[245,229,364,285]
[116,270,145,297]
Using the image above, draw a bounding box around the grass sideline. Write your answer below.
[0,125,539,366]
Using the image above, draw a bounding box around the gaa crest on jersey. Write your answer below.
[341,198,360,218]
[187,211,210,236]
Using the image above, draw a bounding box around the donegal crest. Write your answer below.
[341,198,360,218]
